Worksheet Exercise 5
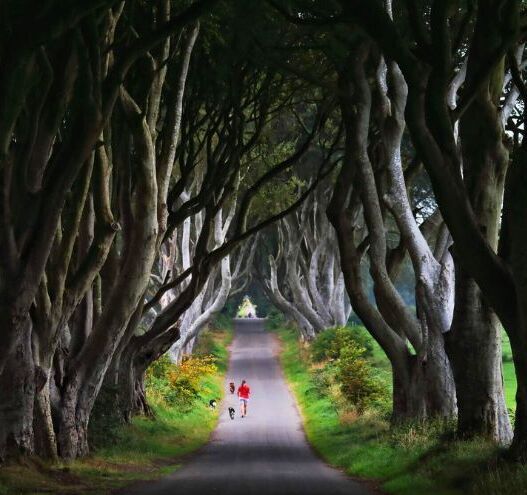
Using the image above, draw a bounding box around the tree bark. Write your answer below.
[501,136,527,459]
[57,87,160,460]
[447,268,512,442]
[0,321,35,461]
[446,14,513,444]
[328,44,456,424]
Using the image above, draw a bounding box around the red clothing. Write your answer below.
[237,384,251,399]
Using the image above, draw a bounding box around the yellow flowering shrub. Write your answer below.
[145,354,217,410]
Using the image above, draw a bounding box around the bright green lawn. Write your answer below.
[274,325,527,495]
[502,331,516,410]
[0,323,232,495]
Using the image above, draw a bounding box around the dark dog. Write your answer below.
[209,399,217,409]
[228,407,235,420]
[229,382,235,394]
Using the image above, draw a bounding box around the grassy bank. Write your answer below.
[274,324,526,495]
[0,320,232,495]
[501,331,516,411]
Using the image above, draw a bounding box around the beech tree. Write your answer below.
[0,0,219,462]
[270,0,523,448]
[326,42,459,421]
[262,188,351,340]
[261,2,456,422]
[334,0,523,452]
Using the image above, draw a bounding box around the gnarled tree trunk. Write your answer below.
[0,321,35,461]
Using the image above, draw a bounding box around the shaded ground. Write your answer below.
[123,318,371,495]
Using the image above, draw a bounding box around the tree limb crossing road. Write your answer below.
[124,319,372,495]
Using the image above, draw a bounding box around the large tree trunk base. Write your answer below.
[447,271,512,445]
[0,324,36,462]
[33,381,58,460]
[392,349,456,425]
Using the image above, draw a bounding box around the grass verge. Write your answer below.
[274,324,527,495]
[0,321,232,495]
[501,331,516,412]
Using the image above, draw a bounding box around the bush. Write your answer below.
[307,326,388,415]
[211,313,233,333]
[169,355,217,410]
[147,353,173,379]
[310,362,335,398]
[145,353,217,410]
[266,307,286,329]
[89,385,124,449]
[311,325,374,362]
[145,354,178,406]
[336,341,386,413]
[237,295,257,317]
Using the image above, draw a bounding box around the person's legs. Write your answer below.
[240,399,248,417]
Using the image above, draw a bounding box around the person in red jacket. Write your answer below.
[237,380,251,418]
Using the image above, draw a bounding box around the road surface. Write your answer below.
[124,318,371,495]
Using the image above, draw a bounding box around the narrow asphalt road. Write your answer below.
[124,318,372,495]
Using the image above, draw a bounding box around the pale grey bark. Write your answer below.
[327,44,458,422]
[263,187,350,339]
[266,254,316,340]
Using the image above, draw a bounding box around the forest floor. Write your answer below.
[0,322,232,495]
[274,324,526,495]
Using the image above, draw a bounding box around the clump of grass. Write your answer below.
[474,463,527,495]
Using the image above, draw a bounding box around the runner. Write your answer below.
[237,379,251,418]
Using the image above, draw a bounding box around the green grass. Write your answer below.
[274,324,527,495]
[501,331,516,410]
[367,329,516,411]
[0,323,233,495]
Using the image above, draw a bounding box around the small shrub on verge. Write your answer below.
[311,326,374,362]
[336,341,386,413]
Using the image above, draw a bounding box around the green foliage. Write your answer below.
[249,173,306,222]
[210,312,234,334]
[148,352,173,379]
[336,342,386,413]
[501,329,517,415]
[225,282,274,318]
[146,353,217,411]
[169,355,218,410]
[236,295,257,317]
[310,325,374,362]
[89,385,125,450]
[308,325,389,414]
[266,307,286,329]
[145,324,233,412]
[145,354,179,407]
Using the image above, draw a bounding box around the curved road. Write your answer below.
[125,319,371,495]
